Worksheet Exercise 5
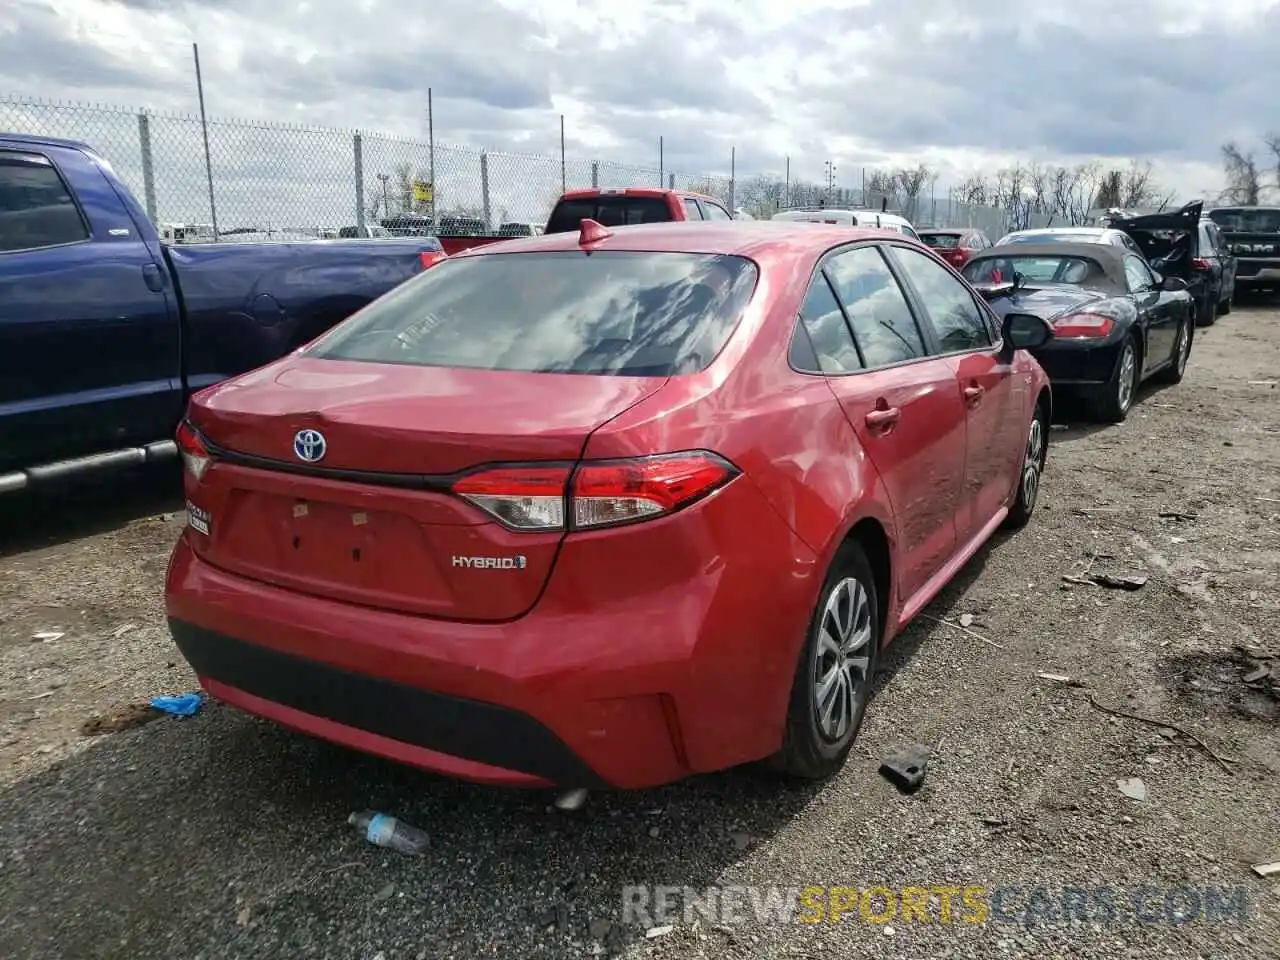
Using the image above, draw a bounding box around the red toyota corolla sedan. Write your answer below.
[165,219,1054,790]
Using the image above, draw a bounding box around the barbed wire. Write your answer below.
[1,93,1048,239]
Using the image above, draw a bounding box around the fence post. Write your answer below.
[591,161,599,189]
[480,151,491,232]
[136,111,157,222]
[668,173,675,190]
[354,133,366,231]
[659,136,664,189]
[729,145,736,213]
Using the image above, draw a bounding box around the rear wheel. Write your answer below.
[771,542,880,780]
[1092,336,1140,423]
[1218,286,1233,315]
[1197,296,1217,327]
[1156,315,1192,385]
[1004,402,1047,529]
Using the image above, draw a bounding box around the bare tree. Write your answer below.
[737,173,787,217]
[1266,132,1280,195]
[1220,141,1262,205]
[892,164,937,222]
[863,170,899,209]
[953,172,990,207]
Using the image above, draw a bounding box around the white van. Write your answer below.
[771,207,920,241]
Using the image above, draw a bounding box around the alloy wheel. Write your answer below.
[1022,416,1044,510]
[812,577,873,742]
[1175,322,1190,375]
[1117,342,1137,413]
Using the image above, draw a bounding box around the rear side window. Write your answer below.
[0,151,89,252]
[683,198,703,220]
[309,251,758,377]
[825,246,927,368]
[702,203,733,221]
[545,197,672,233]
[792,275,861,374]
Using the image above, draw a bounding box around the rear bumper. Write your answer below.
[1029,338,1119,388]
[1235,263,1280,287]
[164,480,819,789]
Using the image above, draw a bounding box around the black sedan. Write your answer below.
[960,242,1194,423]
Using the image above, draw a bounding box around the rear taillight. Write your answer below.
[1050,312,1115,339]
[176,420,212,481]
[1191,257,1211,271]
[451,452,739,532]
[419,250,446,269]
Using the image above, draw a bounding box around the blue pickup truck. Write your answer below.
[0,133,445,493]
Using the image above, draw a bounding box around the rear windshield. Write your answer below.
[545,197,672,234]
[920,233,961,248]
[1208,208,1280,234]
[308,250,758,377]
[963,254,1109,288]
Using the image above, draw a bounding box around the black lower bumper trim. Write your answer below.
[169,619,606,788]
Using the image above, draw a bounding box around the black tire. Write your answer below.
[770,541,880,780]
[1196,296,1217,327]
[1155,314,1192,385]
[1218,287,1233,315]
[1091,336,1140,423]
[1004,400,1047,530]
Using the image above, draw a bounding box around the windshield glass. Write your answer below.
[308,250,758,377]
[963,255,1107,287]
[1208,208,1280,234]
[920,233,962,249]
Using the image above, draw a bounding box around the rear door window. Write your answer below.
[0,150,90,252]
[309,250,758,377]
[702,202,733,221]
[682,198,704,220]
[545,196,673,233]
[824,246,928,368]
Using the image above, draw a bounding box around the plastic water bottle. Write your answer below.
[348,810,429,855]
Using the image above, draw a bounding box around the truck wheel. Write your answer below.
[1218,288,1233,315]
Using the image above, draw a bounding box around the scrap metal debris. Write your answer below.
[1036,672,1085,687]
[1252,862,1280,878]
[879,744,931,794]
[918,613,1003,648]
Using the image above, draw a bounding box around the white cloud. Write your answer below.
[3,0,1278,226]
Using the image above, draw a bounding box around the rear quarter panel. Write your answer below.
[168,239,434,391]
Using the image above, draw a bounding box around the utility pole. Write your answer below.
[377,173,390,217]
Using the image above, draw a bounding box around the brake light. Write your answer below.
[419,250,446,269]
[1050,312,1114,339]
[451,452,739,532]
[1191,257,1211,271]
[176,420,212,481]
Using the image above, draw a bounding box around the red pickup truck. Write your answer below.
[436,188,735,252]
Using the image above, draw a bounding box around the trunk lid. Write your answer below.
[978,283,1103,321]
[186,356,667,620]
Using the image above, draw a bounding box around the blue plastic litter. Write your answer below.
[150,692,204,717]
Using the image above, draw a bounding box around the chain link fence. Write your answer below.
[1,94,1044,239]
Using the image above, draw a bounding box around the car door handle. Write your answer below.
[865,407,901,429]
[963,385,985,405]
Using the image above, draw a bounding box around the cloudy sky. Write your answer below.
[2,0,1278,223]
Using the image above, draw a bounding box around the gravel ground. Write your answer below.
[1,304,1278,960]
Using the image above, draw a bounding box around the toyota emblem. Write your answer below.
[293,429,326,463]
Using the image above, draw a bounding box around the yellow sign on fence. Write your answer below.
[412,180,433,203]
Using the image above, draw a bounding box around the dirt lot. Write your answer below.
[1,306,1278,960]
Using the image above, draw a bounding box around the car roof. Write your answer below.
[557,186,724,205]
[1006,227,1113,239]
[919,228,969,234]
[452,220,908,260]
[773,208,911,223]
[0,131,93,152]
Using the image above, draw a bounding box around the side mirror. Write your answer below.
[1161,275,1188,292]
[1001,312,1053,357]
